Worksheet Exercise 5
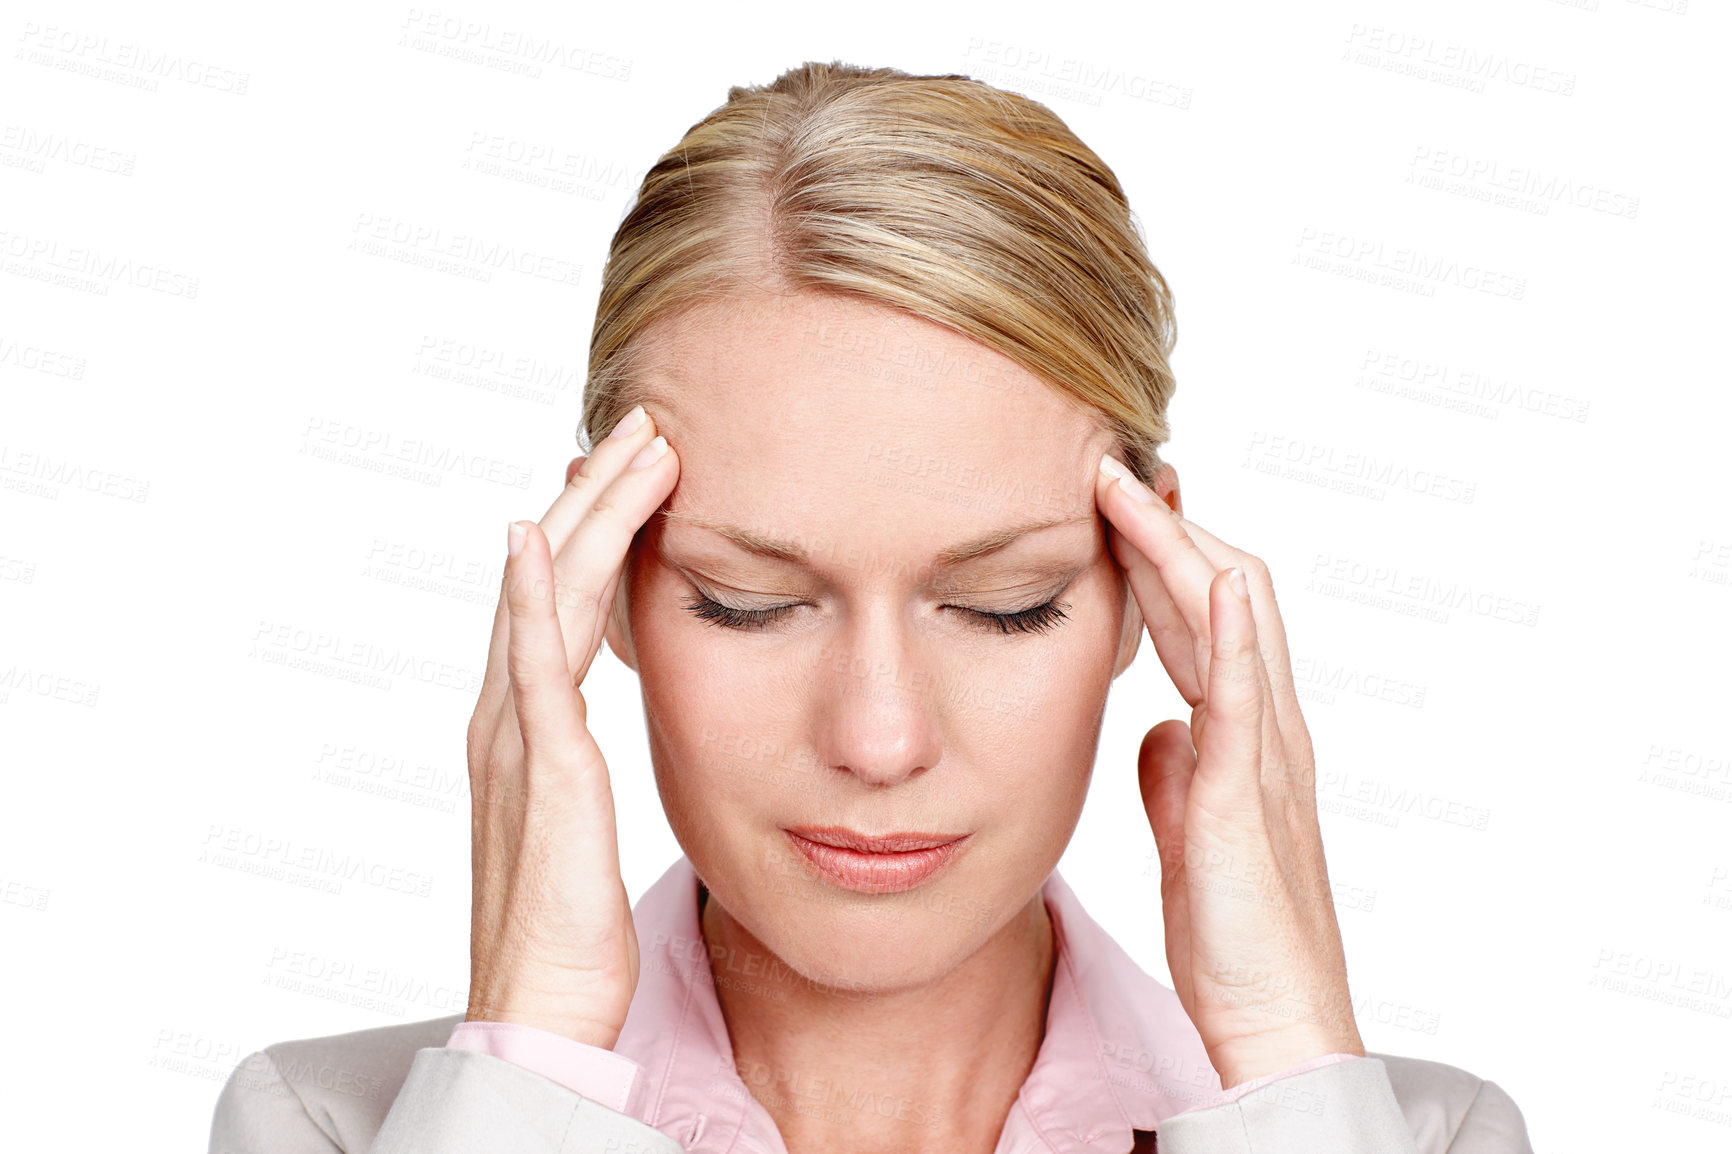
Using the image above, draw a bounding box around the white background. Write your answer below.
[3,1,1729,1149]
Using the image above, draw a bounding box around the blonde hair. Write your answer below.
[580,59,1177,485]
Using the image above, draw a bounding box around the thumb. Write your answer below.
[1138,719,1197,880]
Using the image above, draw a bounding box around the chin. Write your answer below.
[705,843,1018,995]
[770,893,999,993]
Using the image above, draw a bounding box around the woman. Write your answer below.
[211,61,1532,1153]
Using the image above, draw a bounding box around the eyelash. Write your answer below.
[680,594,1072,635]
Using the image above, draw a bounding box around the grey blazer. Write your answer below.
[208,1013,1533,1153]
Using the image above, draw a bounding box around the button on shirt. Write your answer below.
[448,856,1353,1153]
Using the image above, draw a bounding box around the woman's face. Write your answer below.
[605,289,1147,992]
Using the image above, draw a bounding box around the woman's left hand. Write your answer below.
[1095,454,1365,1091]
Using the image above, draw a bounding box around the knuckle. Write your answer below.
[565,458,602,492]
[586,491,625,529]
[471,732,511,793]
[466,708,491,762]
[581,472,623,510]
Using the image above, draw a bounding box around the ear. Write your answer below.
[1151,461,1182,518]
[1110,462,1181,680]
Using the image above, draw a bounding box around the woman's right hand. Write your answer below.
[464,405,677,1049]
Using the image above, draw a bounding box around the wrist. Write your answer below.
[464,1000,623,1051]
[1209,1026,1364,1090]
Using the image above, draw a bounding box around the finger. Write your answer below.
[1108,523,1205,705]
[502,520,587,758]
[1139,718,1197,1007]
[476,456,588,724]
[498,520,626,884]
[478,410,671,716]
[1191,567,1268,819]
[1175,524,1317,817]
[1169,519,1301,727]
[1097,458,1220,706]
[1097,456,1220,639]
[541,407,660,555]
[1138,718,1198,883]
[476,569,515,724]
[546,430,677,684]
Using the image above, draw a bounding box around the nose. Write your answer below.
[810,608,943,789]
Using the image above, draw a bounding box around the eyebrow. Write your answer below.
[658,510,1097,568]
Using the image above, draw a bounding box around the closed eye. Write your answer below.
[680,594,801,631]
[679,594,1070,635]
[968,598,1070,634]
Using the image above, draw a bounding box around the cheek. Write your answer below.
[962,582,1118,812]
[978,573,1121,727]
[629,567,805,824]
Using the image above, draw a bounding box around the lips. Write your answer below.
[782,826,969,894]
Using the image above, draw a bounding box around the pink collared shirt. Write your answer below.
[449,857,1354,1152]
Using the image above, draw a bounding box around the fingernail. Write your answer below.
[608,404,646,440]
[1228,566,1247,598]
[507,521,526,558]
[1118,474,1162,505]
[629,435,668,469]
[1100,454,1162,505]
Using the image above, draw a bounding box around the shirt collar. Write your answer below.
[614,857,1217,1153]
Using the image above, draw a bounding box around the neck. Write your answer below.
[700,889,1056,1154]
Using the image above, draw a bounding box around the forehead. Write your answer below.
[633,291,1116,569]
